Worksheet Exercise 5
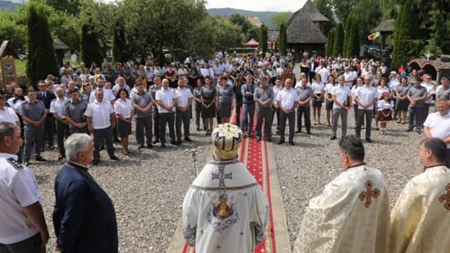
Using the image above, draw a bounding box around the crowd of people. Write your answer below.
[1,49,450,252]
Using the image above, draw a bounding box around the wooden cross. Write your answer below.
[359,180,380,208]
[439,183,450,210]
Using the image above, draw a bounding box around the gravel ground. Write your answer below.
[28,106,428,252]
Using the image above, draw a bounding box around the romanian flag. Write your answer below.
[368,32,381,41]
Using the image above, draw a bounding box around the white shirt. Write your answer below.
[424,111,450,148]
[50,97,69,119]
[84,99,114,129]
[200,68,213,77]
[0,107,19,124]
[175,87,193,108]
[317,68,330,85]
[89,88,115,103]
[343,71,354,88]
[276,88,299,110]
[0,153,42,244]
[155,88,176,113]
[332,85,352,109]
[421,82,436,104]
[324,83,335,95]
[7,98,28,115]
[114,98,133,119]
[376,86,390,99]
[355,85,377,110]
[311,81,325,94]
[377,100,393,112]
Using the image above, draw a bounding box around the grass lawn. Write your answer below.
[15,59,27,74]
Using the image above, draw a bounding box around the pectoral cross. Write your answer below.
[212,165,232,188]
[439,183,450,210]
[359,180,380,208]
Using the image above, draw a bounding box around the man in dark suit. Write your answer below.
[309,56,318,83]
[36,80,56,150]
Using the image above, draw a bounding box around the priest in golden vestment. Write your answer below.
[390,137,450,253]
[294,135,391,253]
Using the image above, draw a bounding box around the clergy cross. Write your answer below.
[359,180,380,208]
[212,165,232,188]
[438,183,450,210]
[424,51,433,61]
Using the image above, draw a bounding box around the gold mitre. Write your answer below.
[211,123,243,160]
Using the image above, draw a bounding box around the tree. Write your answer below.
[48,11,81,52]
[0,12,26,57]
[80,24,103,68]
[271,12,292,30]
[326,28,335,57]
[45,0,81,16]
[352,0,382,44]
[112,24,128,64]
[392,0,420,67]
[347,15,360,57]
[278,22,287,56]
[343,14,353,58]
[25,2,58,86]
[259,24,268,55]
[330,0,356,24]
[332,22,344,57]
[229,13,251,34]
[422,2,449,55]
[314,0,335,35]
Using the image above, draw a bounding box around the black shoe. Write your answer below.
[161,143,166,148]
[147,144,154,149]
[256,136,261,141]
[276,130,280,135]
[25,161,30,166]
[138,145,145,149]
[197,127,201,131]
[35,155,47,162]
[366,138,373,143]
[277,139,285,145]
[289,140,295,146]
[184,137,192,142]
[58,155,65,161]
[48,145,55,150]
[92,159,99,165]
[406,129,413,132]
[416,129,422,134]
[171,140,182,145]
[152,139,160,144]
[110,156,120,161]
[307,131,311,135]
[330,136,337,140]
[295,130,301,133]
[100,146,104,151]
[113,139,121,143]
[266,138,272,142]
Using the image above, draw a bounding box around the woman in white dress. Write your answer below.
[324,75,336,127]
[311,73,325,125]
[375,77,390,129]
[376,91,393,135]
[114,88,134,156]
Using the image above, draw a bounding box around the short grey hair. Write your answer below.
[65,133,92,161]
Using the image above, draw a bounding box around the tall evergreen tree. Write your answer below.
[80,24,103,68]
[326,28,335,57]
[278,22,287,56]
[422,2,448,55]
[343,14,353,58]
[332,23,344,57]
[348,15,360,58]
[112,24,128,64]
[26,2,58,87]
[392,0,420,67]
[259,24,268,55]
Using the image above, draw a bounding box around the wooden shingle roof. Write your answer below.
[286,9,327,44]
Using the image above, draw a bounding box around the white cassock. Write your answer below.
[182,159,269,253]
[294,164,390,253]
[390,165,450,253]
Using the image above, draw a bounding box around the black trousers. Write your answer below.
[56,121,70,156]
[256,108,272,138]
[271,108,280,130]
[279,111,295,141]
[0,232,45,253]
[153,110,160,141]
[43,116,54,146]
[176,109,190,141]
[159,112,175,144]
[135,117,153,146]
[296,106,311,132]
[235,103,242,126]
[93,126,115,161]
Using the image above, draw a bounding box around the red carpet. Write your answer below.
[182,109,277,253]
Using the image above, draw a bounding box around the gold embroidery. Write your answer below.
[439,183,450,210]
[359,180,380,208]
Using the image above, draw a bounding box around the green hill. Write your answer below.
[0,0,21,11]
[208,8,283,27]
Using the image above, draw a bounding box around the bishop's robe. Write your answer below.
[390,165,450,253]
[294,164,390,253]
[182,159,270,253]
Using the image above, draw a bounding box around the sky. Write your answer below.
[205,0,307,12]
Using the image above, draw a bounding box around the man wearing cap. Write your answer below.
[182,123,269,253]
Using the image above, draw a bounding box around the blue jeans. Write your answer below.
[240,103,255,135]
